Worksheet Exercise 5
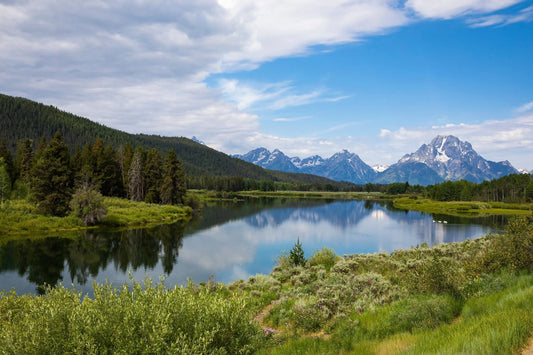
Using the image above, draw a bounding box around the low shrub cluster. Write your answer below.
[259,216,533,353]
[0,279,263,354]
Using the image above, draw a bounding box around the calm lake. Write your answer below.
[0,198,506,295]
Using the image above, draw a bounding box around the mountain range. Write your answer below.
[0,93,524,187]
[235,135,521,185]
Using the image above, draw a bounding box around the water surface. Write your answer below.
[0,199,504,295]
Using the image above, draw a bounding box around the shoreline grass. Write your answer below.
[0,197,192,237]
[394,197,533,217]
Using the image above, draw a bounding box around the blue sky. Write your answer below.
[1,0,532,169]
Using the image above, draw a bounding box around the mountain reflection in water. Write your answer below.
[0,199,505,295]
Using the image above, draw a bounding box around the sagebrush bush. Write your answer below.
[0,280,263,354]
[309,247,337,271]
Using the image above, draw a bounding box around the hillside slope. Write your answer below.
[0,93,345,186]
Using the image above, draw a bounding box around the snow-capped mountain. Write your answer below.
[235,136,519,185]
[234,148,299,173]
[234,148,376,184]
[372,164,389,173]
[377,135,519,184]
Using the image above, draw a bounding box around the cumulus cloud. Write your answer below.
[377,115,533,169]
[0,0,409,147]
[0,0,531,166]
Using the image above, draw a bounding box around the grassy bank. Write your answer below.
[0,197,192,236]
[1,216,532,353]
[394,197,533,217]
[237,190,389,200]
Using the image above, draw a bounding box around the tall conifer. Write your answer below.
[31,132,73,216]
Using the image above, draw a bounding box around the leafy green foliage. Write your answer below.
[69,183,107,225]
[0,279,263,354]
[309,247,337,271]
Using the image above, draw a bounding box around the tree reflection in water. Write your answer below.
[0,221,187,293]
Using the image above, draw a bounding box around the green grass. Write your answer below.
[0,199,86,236]
[0,197,192,236]
[406,274,533,354]
[101,197,192,228]
[236,190,389,200]
[394,197,533,216]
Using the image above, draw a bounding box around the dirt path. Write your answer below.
[254,302,330,340]
[522,337,533,355]
[254,303,275,325]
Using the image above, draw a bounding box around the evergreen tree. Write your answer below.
[144,148,162,203]
[527,179,533,203]
[0,139,15,186]
[160,150,186,205]
[118,143,133,197]
[16,138,34,183]
[77,142,96,187]
[0,158,11,203]
[289,237,306,266]
[128,148,145,201]
[98,144,123,197]
[31,132,73,216]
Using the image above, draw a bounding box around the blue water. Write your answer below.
[0,199,503,295]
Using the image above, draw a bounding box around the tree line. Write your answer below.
[0,132,187,216]
[1,93,350,188]
[365,175,533,203]
[426,174,533,203]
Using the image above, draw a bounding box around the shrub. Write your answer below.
[70,183,107,225]
[0,280,263,354]
[309,247,337,271]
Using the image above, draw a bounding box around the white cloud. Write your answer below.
[377,115,533,169]
[406,0,524,19]
[273,116,312,122]
[515,100,533,113]
[218,79,347,111]
[468,5,533,27]
[0,0,531,169]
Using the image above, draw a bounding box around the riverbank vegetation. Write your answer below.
[1,216,532,353]
[0,197,192,236]
[394,197,533,217]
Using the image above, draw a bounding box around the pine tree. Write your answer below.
[160,150,186,205]
[128,148,144,201]
[0,139,15,186]
[289,237,306,266]
[16,138,34,183]
[31,132,73,216]
[98,144,123,197]
[0,158,11,203]
[118,143,133,197]
[143,148,162,203]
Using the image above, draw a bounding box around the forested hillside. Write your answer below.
[0,93,347,187]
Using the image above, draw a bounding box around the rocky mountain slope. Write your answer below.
[236,135,519,185]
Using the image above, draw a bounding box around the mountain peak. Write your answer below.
[235,147,375,184]
[389,135,517,183]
